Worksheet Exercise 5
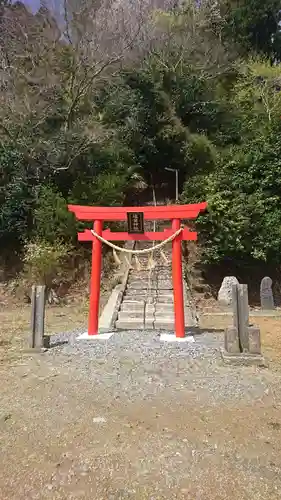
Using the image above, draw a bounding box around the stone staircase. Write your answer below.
[115,245,197,330]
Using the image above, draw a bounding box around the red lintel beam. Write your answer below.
[68,202,207,222]
[78,228,198,242]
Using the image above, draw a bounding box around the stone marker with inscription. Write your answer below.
[222,283,266,367]
[260,276,275,310]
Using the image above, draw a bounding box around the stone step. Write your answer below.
[156,296,174,304]
[128,268,172,273]
[117,307,193,319]
[123,296,162,302]
[156,287,173,291]
[124,296,174,304]
[128,275,172,284]
[154,310,193,321]
[119,304,192,315]
[126,287,154,292]
[116,255,196,331]
[126,283,164,289]
[155,305,174,313]
[117,309,191,319]
[127,277,173,284]
[121,306,156,313]
[146,315,173,322]
[118,312,144,321]
[145,313,191,321]
[120,301,151,312]
[124,293,157,300]
[125,289,174,296]
[124,297,156,305]
[143,322,154,330]
[115,318,192,331]
[124,293,188,300]
[125,289,173,295]
[127,278,173,284]
[127,280,150,285]
[126,284,173,291]
[115,320,144,330]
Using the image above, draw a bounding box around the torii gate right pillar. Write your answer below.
[172,218,185,338]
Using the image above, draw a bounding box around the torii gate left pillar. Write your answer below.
[68,202,207,338]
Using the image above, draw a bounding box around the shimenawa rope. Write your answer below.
[90,227,183,254]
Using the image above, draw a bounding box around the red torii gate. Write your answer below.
[68,202,207,338]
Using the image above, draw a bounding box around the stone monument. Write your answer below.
[218,276,239,306]
[260,277,275,310]
[222,283,266,366]
[29,285,49,349]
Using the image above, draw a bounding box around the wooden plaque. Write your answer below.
[127,212,144,234]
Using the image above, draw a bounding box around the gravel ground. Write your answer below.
[1,329,281,500]
[46,330,274,404]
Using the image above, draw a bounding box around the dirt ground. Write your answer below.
[1,303,281,368]
[1,303,281,500]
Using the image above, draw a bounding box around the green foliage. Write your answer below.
[223,0,281,60]
[33,185,76,244]
[23,240,71,287]
[0,177,33,249]
[232,59,281,134]
[183,119,281,264]
[95,64,222,185]
[182,58,281,266]
[71,171,128,207]
[0,145,34,250]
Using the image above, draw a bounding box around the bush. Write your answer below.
[33,185,77,244]
[23,240,72,287]
[182,125,281,265]
[0,146,34,251]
